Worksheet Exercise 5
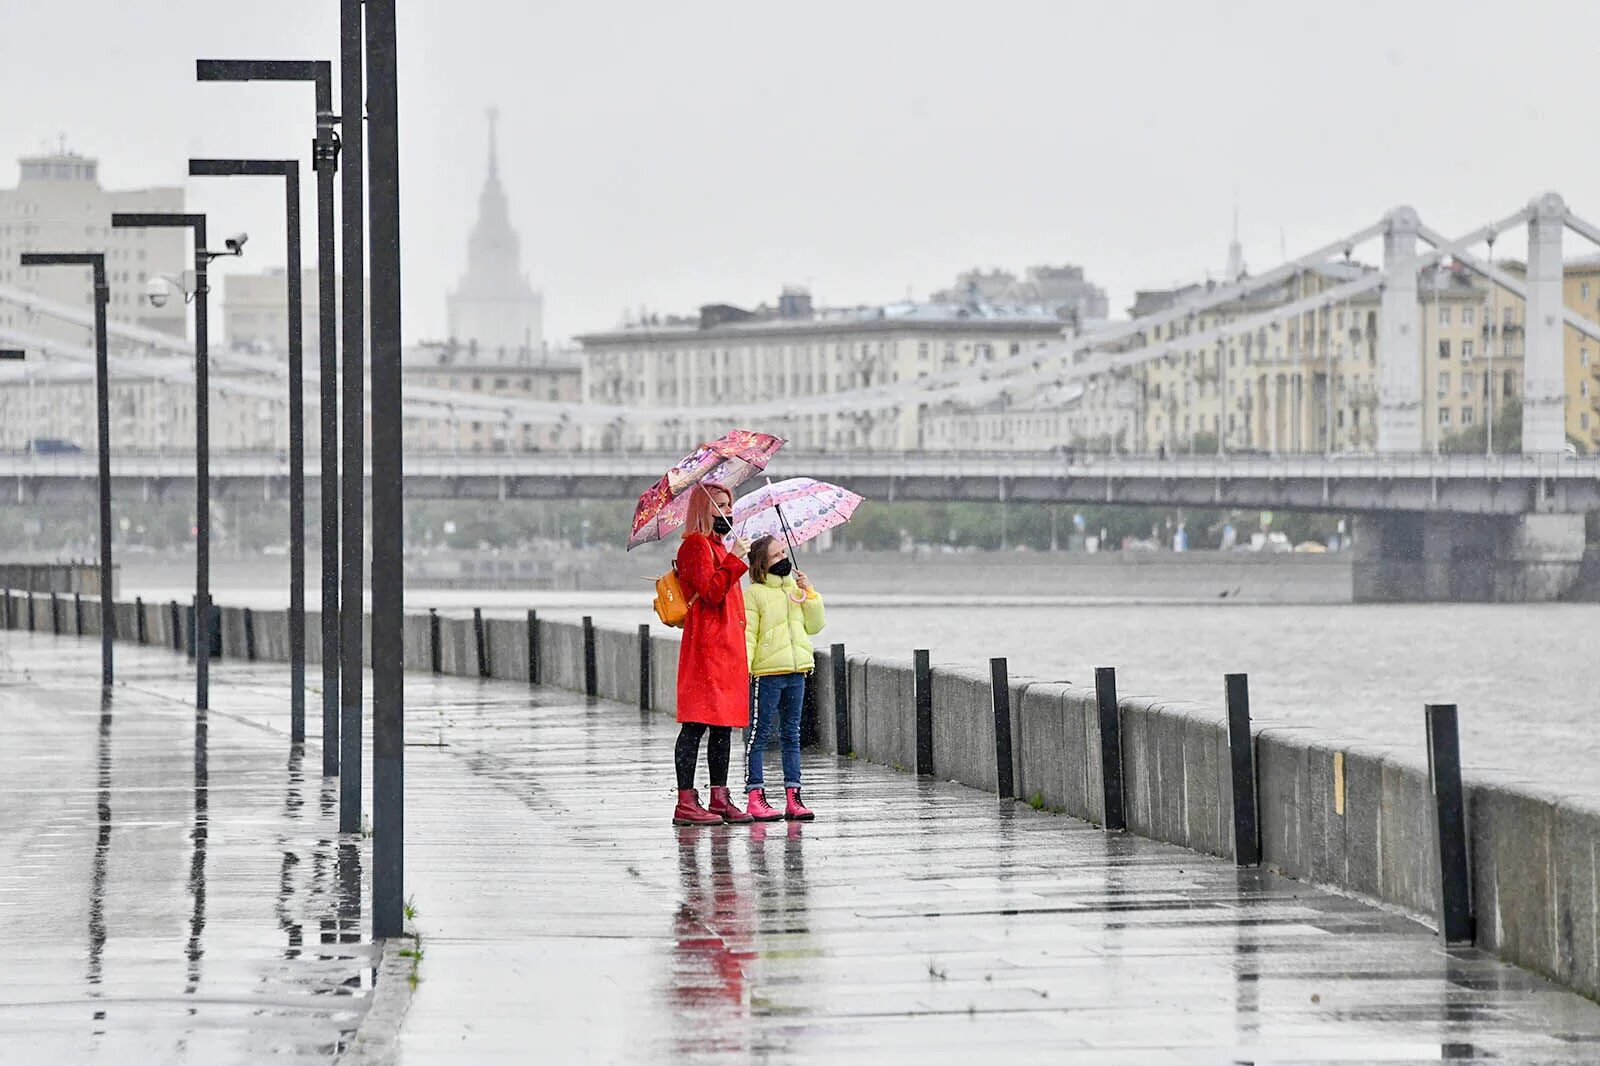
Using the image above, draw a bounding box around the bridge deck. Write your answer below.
[7,631,1600,1062]
[6,449,1600,513]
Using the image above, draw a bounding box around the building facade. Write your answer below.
[0,149,189,346]
[575,295,1063,452]
[403,341,581,453]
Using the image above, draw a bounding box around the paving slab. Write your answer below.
[0,631,373,1064]
[391,668,1600,1065]
[8,628,1600,1064]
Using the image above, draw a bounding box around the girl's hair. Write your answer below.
[681,482,732,539]
[747,535,779,583]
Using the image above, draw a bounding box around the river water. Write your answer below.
[131,580,1600,800]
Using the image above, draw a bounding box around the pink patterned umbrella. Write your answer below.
[627,429,786,549]
[731,477,864,549]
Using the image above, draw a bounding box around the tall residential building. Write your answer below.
[0,147,188,345]
[447,110,543,355]
[576,291,1063,451]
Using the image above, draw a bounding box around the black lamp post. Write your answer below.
[188,159,308,743]
[196,59,343,777]
[339,0,369,837]
[366,0,405,941]
[108,213,240,712]
[18,253,113,688]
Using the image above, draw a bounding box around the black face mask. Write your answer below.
[712,516,733,536]
[767,558,793,578]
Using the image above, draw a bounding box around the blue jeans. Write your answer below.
[746,672,805,792]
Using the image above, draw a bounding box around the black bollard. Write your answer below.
[638,623,652,712]
[169,601,182,652]
[2,589,11,630]
[26,591,35,631]
[527,609,540,685]
[50,592,61,635]
[473,607,490,679]
[582,615,597,699]
[74,592,84,636]
[991,657,1015,800]
[1225,674,1261,867]
[135,596,147,645]
[428,608,442,675]
[1426,704,1474,944]
[914,648,934,776]
[801,668,820,747]
[831,642,849,754]
[1094,667,1126,831]
[244,608,258,662]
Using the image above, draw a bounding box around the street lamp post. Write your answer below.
[339,0,370,836]
[197,58,343,778]
[366,0,406,941]
[109,213,240,711]
[188,159,307,743]
[19,253,113,688]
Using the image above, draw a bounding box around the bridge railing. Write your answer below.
[1,448,1597,481]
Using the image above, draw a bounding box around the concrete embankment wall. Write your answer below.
[3,586,1595,1004]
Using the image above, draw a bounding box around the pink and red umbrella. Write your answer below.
[731,477,863,550]
[627,429,786,550]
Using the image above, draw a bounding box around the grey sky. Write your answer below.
[2,0,1593,343]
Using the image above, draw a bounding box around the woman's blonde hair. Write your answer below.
[681,482,733,539]
[747,535,779,583]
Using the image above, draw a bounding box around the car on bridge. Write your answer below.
[21,438,83,455]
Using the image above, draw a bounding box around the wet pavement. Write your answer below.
[9,630,1600,1064]
[395,670,1600,1064]
[0,631,371,1064]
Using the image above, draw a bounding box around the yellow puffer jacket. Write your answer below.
[745,574,825,676]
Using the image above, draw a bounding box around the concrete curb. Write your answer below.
[336,925,421,1066]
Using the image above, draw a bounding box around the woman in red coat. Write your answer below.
[671,483,756,826]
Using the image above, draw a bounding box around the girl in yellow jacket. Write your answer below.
[743,535,825,821]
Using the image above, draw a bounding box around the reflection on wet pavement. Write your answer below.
[394,668,1600,1064]
[0,631,373,1063]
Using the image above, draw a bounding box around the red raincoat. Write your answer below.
[675,532,750,727]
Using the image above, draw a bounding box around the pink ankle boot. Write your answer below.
[672,788,723,826]
[744,788,785,822]
[784,787,814,821]
[707,786,753,824]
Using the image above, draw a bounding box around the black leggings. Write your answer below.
[674,722,732,791]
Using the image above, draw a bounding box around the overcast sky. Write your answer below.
[2,0,1594,343]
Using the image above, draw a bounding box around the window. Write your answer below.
[1583,348,1590,368]
[1583,378,1591,398]
[1439,306,1451,327]
[1438,372,1450,396]
[1439,339,1451,359]
[1504,306,1515,326]
[1461,340,1473,360]
[1461,371,1474,397]
[1462,306,1475,327]
[1438,407,1451,427]
[1462,407,1475,425]
[1584,282,1591,301]
[1583,412,1591,430]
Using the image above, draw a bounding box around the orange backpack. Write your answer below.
[653,563,697,628]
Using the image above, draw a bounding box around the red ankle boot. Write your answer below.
[744,788,785,822]
[672,788,723,826]
[707,786,753,824]
[784,787,815,821]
